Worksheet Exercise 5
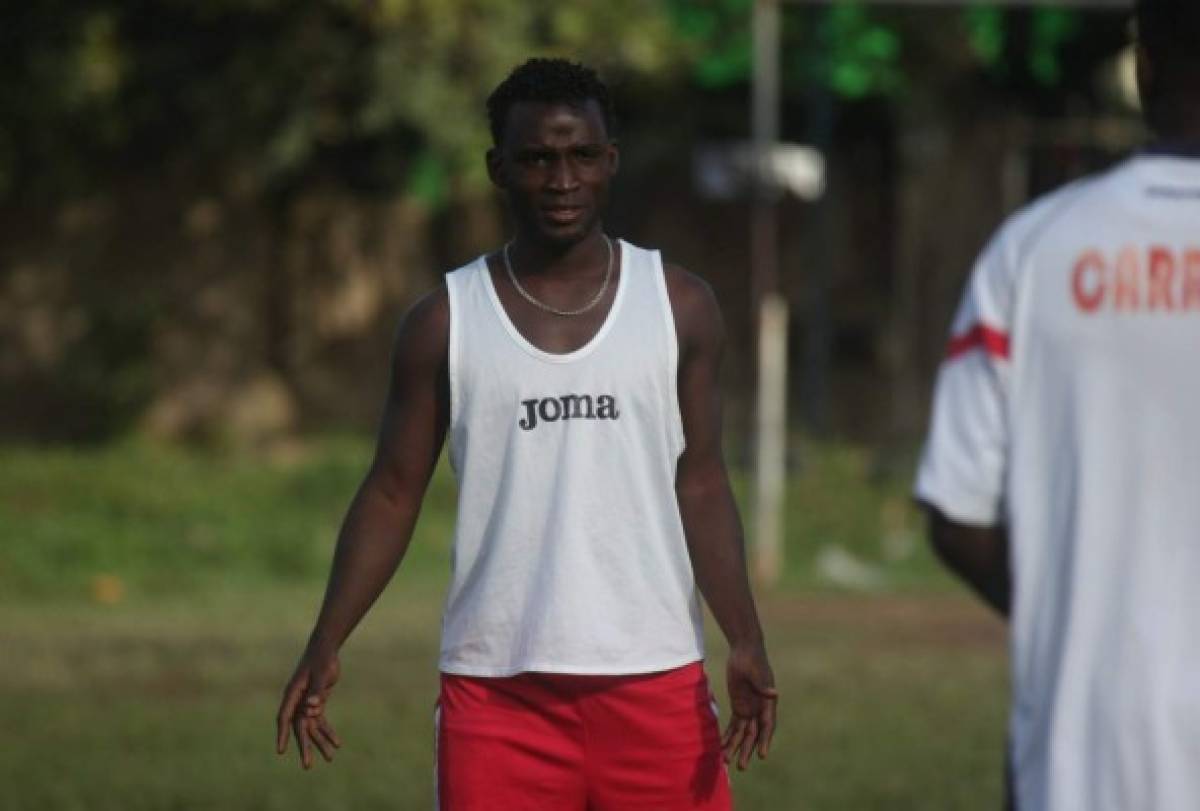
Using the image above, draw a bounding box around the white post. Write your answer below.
[751,0,787,587]
[754,293,789,586]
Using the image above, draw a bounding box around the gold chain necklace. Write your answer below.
[502,236,613,318]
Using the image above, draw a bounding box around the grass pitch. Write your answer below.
[0,584,1006,810]
[0,439,1008,809]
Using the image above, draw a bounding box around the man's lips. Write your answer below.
[541,206,585,224]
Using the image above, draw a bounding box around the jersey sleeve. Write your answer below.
[914,228,1017,526]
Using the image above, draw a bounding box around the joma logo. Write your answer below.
[519,394,620,431]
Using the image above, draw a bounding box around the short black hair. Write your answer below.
[1136,0,1200,131]
[1137,0,1200,79]
[486,58,615,146]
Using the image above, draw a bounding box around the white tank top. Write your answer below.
[439,240,704,676]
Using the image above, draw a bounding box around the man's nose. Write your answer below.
[547,156,579,191]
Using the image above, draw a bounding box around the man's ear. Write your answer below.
[607,141,620,176]
[486,147,505,189]
[1135,44,1155,116]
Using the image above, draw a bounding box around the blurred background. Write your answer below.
[1,1,1139,808]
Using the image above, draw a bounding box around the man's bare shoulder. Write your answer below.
[663,262,723,349]
[393,283,449,371]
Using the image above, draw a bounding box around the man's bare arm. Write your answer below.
[275,286,450,769]
[923,505,1011,617]
[666,265,777,772]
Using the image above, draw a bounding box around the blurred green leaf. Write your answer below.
[76,11,126,102]
[964,6,1006,68]
[1030,9,1081,86]
[670,0,753,89]
[821,3,904,99]
[405,150,449,209]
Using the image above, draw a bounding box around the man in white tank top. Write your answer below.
[276,58,777,809]
[916,2,1200,809]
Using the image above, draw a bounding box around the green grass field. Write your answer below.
[0,439,1009,809]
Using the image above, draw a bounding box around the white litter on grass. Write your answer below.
[814,544,886,591]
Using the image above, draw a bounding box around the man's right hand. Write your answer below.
[275,649,342,769]
[269,288,449,771]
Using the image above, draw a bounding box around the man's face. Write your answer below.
[487,100,618,248]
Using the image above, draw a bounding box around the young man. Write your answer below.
[275,58,777,809]
[916,2,1200,809]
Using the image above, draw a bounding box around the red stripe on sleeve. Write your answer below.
[946,324,1010,361]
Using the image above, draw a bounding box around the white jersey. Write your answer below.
[916,151,1200,811]
[439,240,704,677]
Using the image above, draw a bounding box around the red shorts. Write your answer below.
[435,662,733,810]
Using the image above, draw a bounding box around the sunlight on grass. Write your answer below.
[0,436,951,601]
[0,437,455,599]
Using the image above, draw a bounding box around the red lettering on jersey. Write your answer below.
[1072,250,1106,313]
[1147,246,1176,311]
[946,324,1010,361]
[1114,246,1140,311]
[1184,250,1200,310]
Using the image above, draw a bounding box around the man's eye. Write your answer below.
[519,153,552,166]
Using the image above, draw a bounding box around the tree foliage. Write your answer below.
[666,0,1090,105]
[0,1,1127,442]
[965,6,1084,87]
[2,1,1111,209]
[4,0,689,208]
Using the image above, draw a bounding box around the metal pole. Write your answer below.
[752,0,788,588]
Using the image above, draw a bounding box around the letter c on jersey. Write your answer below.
[1072,251,1106,313]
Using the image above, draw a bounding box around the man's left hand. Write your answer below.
[721,641,778,771]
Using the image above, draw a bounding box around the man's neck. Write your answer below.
[507,229,609,280]
[1148,102,1200,150]
[1148,122,1200,158]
